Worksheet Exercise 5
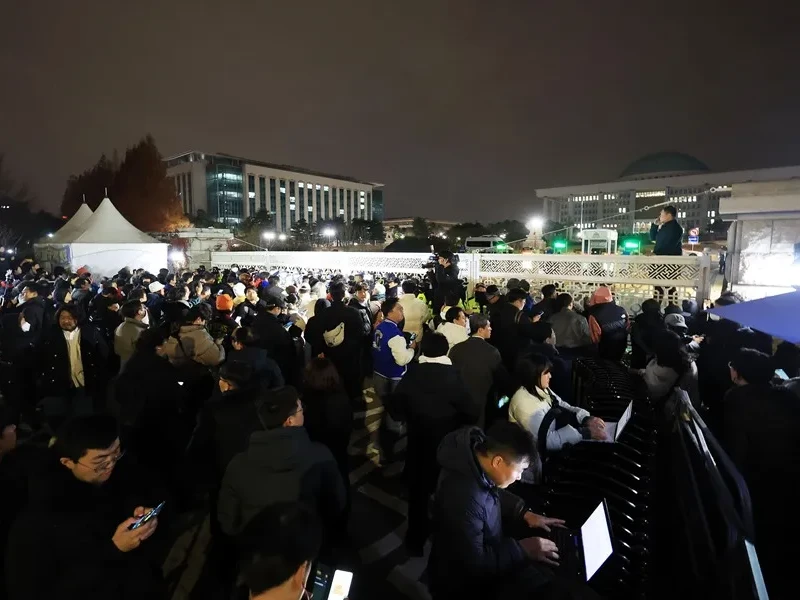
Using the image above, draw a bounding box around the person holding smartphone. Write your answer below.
[5,414,166,600]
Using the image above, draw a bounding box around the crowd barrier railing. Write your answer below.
[209,251,712,314]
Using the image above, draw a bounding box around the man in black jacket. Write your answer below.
[649,205,684,256]
[39,304,109,425]
[320,281,364,403]
[251,297,297,385]
[650,205,684,301]
[6,414,166,600]
[429,423,578,600]
[217,386,346,545]
[491,288,539,370]
[722,349,800,598]
[449,313,513,429]
[391,332,475,554]
[433,250,460,318]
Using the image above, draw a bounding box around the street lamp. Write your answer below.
[47,233,54,238]
[527,217,544,230]
[262,231,276,241]
[323,228,336,237]
[278,233,287,241]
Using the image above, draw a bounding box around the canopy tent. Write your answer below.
[707,291,800,343]
[35,197,168,277]
[49,203,94,243]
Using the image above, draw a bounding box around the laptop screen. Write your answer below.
[744,540,769,599]
[614,401,634,442]
[580,501,614,580]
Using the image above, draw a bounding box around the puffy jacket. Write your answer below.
[113,318,147,366]
[436,321,469,351]
[587,287,629,361]
[549,308,592,350]
[217,427,346,537]
[163,324,225,368]
[429,427,546,598]
[398,294,430,341]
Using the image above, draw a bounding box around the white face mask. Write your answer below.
[16,296,26,306]
[20,321,31,333]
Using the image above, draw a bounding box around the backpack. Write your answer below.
[323,322,345,348]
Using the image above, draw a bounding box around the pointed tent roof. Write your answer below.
[69,197,161,244]
[49,203,94,243]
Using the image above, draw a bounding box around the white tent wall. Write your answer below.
[68,243,168,278]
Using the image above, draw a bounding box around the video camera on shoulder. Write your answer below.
[422,248,459,270]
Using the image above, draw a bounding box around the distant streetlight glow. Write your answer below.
[499,233,507,239]
[47,232,54,238]
[169,250,185,262]
[527,217,544,230]
[278,233,287,241]
[323,228,335,237]
[262,231,276,240]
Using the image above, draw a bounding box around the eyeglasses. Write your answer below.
[78,449,125,473]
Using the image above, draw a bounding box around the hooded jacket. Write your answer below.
[217,427,346,537]
[163,324,225,368]
[587,287,628,360]
[436,321,469,351]
[429,427,547,598]
[639,359,699,407]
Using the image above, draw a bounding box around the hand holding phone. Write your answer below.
[113,503,164,552]
[128,501,165,530]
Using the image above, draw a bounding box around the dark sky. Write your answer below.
[2,0,800,221]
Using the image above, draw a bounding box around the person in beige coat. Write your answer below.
[114,300,148,367]
[163,303,225,368]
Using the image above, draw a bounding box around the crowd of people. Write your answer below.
[0,226,797,598]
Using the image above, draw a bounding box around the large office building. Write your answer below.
[165,151,384,231]
[537,152,800,237]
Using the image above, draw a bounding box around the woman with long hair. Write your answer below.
[509,355,606,468]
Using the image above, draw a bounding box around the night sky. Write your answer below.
[2,0,800,221]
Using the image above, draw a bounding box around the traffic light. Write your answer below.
[553,239,567,253]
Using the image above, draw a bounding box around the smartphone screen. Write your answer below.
[129,501,165,530]
[328,570,353,600]
[775,369,789,381]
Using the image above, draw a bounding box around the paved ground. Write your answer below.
[166,384,429,600]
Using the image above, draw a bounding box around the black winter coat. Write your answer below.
[189,385,263,481]
[38,324,109,399]
[251,312,297,384]
[217,427,347,538]
[392,361,475,476]
[5,456,166,600]
[429,428,544,598]
[227,346,284,389]
[111,352,187,479]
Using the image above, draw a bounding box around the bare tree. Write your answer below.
[0,153,34,205]
[0,222,23,249]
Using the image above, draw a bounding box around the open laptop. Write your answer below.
[550,500,614,582]
[603,400,633,443]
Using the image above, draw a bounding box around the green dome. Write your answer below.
[620,152,710,179]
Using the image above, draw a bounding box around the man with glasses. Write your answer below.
[217,386,346,547]
[5,414,167,599]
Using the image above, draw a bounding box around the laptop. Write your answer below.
[550,500,614,582]
[594,400,633,443]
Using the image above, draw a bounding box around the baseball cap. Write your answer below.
[485,285,501,298]
[216,293,234,312]
[263,296,286,310]
[148,281,165,294]
[664,313,688,329]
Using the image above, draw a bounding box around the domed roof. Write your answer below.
[619,152,710,179]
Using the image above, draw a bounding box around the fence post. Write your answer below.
[696,254,712,305]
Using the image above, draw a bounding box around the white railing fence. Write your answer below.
[210,251,712,314]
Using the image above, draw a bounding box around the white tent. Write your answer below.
[49,203,94,243]
[36,198,168,277]
[67,197,169,277]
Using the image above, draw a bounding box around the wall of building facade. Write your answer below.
[165,152,381,230]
